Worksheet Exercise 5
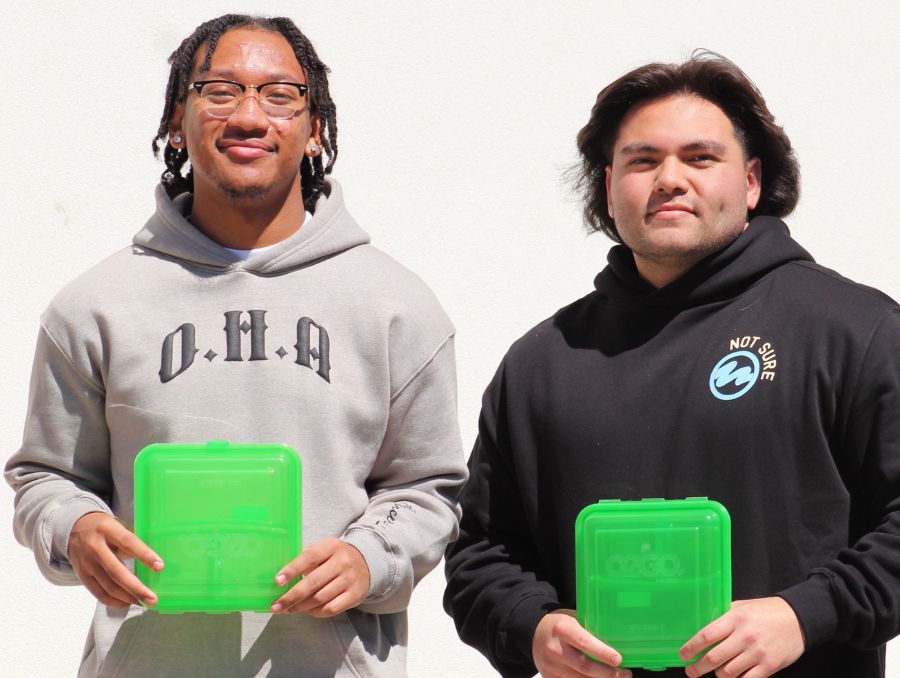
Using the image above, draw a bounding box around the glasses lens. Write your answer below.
[258,83,305,120]
[199,81,241,118]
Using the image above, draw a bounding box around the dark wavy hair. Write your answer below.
[151,14,337,211]
[573,51,800,242]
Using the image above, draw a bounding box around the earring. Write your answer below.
[309,143,320,154]
[173,135,183,144]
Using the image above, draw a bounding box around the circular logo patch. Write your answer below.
[709,350,760,401]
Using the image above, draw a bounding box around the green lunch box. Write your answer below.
[575,497,731,671]
[134,441,302,613]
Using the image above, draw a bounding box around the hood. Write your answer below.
[132,179,370,274]
[594,216,815,308]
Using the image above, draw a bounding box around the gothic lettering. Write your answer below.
[295,317,331,382]
[159,323,199,383]
[224,310,268,361]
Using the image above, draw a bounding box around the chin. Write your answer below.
[219,183,269,202]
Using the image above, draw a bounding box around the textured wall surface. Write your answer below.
[3,1,899,676]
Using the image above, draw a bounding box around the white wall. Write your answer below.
[3,1,898,675]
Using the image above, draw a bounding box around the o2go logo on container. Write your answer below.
[605,550,684,579]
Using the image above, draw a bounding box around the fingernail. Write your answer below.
[611,653,622,665]
[271,602,283,613]
[152,559,164,571]
[275,574,286,585]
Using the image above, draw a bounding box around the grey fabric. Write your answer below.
[6,179,466,677]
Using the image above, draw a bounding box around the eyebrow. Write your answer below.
[618,140,728,156]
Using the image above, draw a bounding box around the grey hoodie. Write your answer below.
[6,180,466,677]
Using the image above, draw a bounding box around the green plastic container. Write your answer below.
[134,441,302,613]
[575,497,731,671]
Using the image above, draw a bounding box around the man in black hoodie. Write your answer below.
[444,53,900,678]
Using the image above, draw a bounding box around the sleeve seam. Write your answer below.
[389,330,454,403]
[38,322,106,394]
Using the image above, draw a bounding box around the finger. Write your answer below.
[685,634,744,678]
[282,575,346,614]
[681,613,735,661]
[739,665,777,678]
[713,650,757,678]
[84,572,136,608]
[93,568,144,607]
[110,526,164,572]
[556,617,623,668]
[305,588,360,618]
[94,544,158,604]
[559,641,631,678]
[272,562,340,613]
[275,540,333,585]
[553,659,632,678]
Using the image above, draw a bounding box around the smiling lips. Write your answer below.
[218,139,274,159]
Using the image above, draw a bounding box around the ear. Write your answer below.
[168,102,186,149]
[605,165,614,218]
[746,156,761,210]
[306,115,323,156]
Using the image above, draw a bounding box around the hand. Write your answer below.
[532,609,631,678]
[270,537,370,618]
[68,511,164,608]
[680,597,805,678]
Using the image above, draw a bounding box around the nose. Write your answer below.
[654,156,689,195]
[227,94,269,132]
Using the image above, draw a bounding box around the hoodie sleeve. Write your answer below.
[4,323,113,585]
[779,308,900,650]
[443,360,562,678]
[340,333,467,614]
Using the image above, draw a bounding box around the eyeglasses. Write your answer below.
[189,79,310,120]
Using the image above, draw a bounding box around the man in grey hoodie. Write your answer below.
[6,14,466,677]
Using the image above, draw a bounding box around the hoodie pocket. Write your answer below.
[95,609,243,678]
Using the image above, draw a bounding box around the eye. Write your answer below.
[202,83,239,103]
[261,86,301,104]
[628,157,657,168]
[688,155,716,166]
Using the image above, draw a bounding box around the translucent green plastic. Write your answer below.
[575,497,731,671]
[134,441,302,613]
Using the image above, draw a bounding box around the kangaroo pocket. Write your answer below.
[88,607,374,678]
[95,609,243,678]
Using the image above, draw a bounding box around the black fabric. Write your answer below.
[444,217,900,677]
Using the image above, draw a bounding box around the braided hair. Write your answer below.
[152,14,337,211]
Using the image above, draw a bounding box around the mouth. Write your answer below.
[217,139,275,160]
[649,203,695,219]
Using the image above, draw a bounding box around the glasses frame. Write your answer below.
[188,79,310,120]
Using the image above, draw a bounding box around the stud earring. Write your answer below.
[309,143,320,154]
[173,135,183,144]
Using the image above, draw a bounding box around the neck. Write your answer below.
[633,257,695,289]
[189,176,306,249]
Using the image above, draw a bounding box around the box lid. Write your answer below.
[575,497,731,671]
[134,441,302,613]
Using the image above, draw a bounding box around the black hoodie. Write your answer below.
[444,217,900,677]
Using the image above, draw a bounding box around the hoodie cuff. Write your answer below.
[778,574,839,650]
[499,594,564,674]
[45,496,112,575]
[341,527,396,601]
